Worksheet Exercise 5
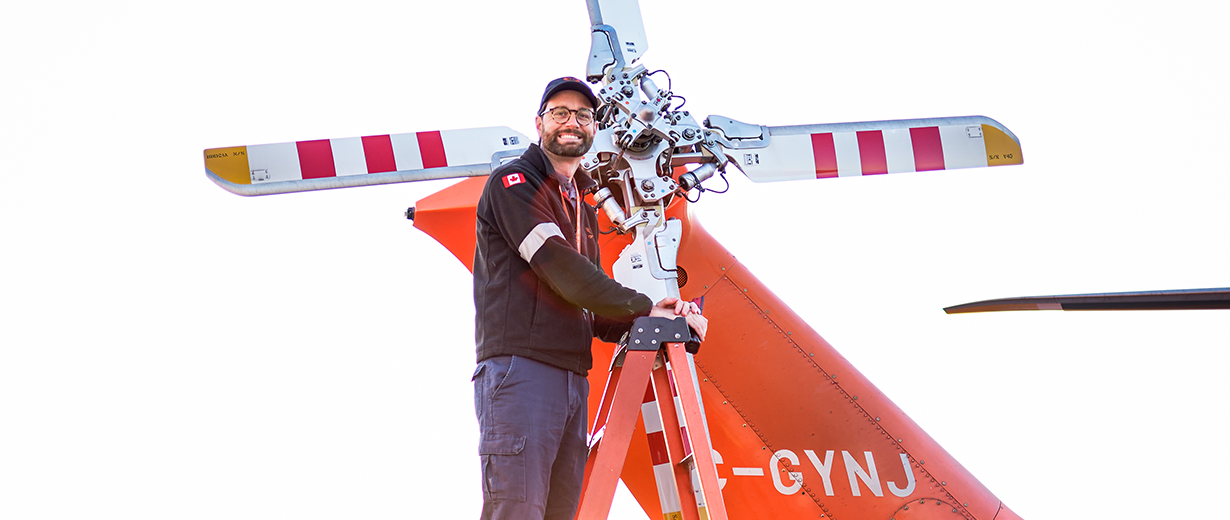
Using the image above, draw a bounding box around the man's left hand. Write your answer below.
[650,297,706,342]
[650,297,701,317]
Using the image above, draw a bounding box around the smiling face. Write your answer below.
[536,89,595,158]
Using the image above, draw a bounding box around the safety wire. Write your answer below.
[702,170,730,194]
[683,167,730,203]
[646,69,684,110]
[647,69,670,92]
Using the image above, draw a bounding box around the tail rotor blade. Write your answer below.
[203,127,529,196]
[709,115,1021,183]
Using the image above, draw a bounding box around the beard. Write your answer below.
[541,127,593,157]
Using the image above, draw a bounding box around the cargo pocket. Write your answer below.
[478,432,527,501]
[472,364,486,423]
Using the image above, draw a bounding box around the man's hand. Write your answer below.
[650,297,707,342]
[650,297,701,317]
[685,312,707,342]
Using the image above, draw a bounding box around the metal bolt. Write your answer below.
[674,333,681,339]
[876,417,880,421]
[641,180,654,191]
[810,353,814,356]
[635,339,641,344]
[651,340,657,345]
[638,328,644,333]
[941,481,946,485]
[654,327,660,333]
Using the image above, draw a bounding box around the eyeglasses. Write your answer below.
[541,106,595,125]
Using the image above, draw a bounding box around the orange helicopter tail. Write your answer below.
[412,178,1018,520]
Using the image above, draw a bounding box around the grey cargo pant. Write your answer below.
[473,355,590,520]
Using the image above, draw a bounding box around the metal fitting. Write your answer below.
[594,187,627,227]
[678,163,718,191]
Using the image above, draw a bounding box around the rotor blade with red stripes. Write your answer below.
[714,116,1022,182]
[203,127,530,196]
[944,288,1230,314]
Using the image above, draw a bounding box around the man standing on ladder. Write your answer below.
[471,77,707,520]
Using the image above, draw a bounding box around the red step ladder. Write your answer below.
[576,317,728,520]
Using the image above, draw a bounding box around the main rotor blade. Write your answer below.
[944,288,1230,314]
[586,0,648,65]
[203,127,529,196]
[715,116,1021,182]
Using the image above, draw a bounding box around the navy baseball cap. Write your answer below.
[539,77,600,114]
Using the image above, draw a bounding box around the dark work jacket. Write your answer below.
[473,144,653,375]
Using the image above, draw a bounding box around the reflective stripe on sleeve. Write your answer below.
[518,222,565,263]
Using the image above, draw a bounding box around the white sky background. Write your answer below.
[2,0,1228,518]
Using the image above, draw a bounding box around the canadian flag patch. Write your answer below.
[502,173,525,188]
